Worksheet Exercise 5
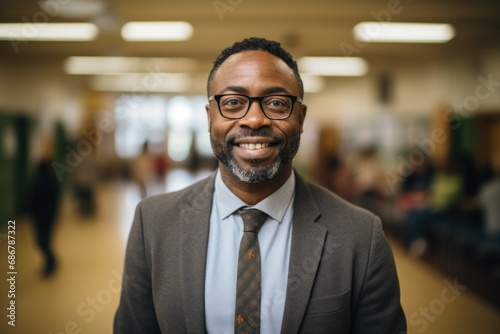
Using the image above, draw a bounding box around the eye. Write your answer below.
[264,96,291,110]
[220,96,247,109]
[269,99,287,107]
[225,99,244,106]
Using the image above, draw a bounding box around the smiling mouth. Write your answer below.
[238,143,271,150]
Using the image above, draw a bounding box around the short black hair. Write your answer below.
[207,37,304,98]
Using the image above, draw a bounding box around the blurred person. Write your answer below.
[114,37,406,334]
[427,156,463,217]
[397,152,434,254]
[478,160,500,238]
[71,137,97,217]
[28,136,61,277]
[398,152,434,211]
[404,156,464,256]
[131,142,155,198]
[351,146,382,212]
[151,145,169,180]
[456,154,483,228]
[324,153,357,203]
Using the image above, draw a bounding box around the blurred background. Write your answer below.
[0,0,499,333]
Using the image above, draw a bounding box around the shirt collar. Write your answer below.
[214,170,295,223]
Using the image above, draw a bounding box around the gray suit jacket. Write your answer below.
[114,172,407,333]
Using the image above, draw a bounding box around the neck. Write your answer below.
[219,164,293,205]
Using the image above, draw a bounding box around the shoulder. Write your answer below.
[296,175,396,279]
[295,174,383,251]
[137,173,215,219]
[127,173,215,250]
[298,174,377,225]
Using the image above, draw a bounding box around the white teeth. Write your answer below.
[239,143,269,150]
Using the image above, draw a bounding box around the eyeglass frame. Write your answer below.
[208,94,303,120]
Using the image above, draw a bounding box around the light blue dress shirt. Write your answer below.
[205,170,295,334]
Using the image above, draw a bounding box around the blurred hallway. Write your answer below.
[1,1,500,333]
[0,171,499,334]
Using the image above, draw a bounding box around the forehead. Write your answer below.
[210,50,299,94]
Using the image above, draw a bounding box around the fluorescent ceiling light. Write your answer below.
[40,0,106,19]
[354,22,455,43]
[300,74,325,93]
[299,57,368,77]
[90,74,192,92]
[121,21,193,41]
[0,23,98,41]
[64,56,197,75]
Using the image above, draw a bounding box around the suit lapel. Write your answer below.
[179,174,216,333]
[281,174,326,334]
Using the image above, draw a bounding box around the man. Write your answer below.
[114,37,407,334]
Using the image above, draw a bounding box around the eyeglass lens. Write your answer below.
[218,95,293,119]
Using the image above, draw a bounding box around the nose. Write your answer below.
[239,100,272,129]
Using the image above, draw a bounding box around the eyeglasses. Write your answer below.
[208,94,302,120]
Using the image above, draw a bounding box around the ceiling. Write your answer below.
[1,0,500,73]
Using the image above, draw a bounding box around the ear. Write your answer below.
[205,104,212,132]
[298,104,307,134]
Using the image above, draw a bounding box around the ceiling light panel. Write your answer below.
[90,74,192,92]
[41,0,107,19]
[300,74,325,93]
[299,57,368,77]
[121,21,193,41]
[64,57,197,75]
[354,22,455,43]
[0,23,98,41]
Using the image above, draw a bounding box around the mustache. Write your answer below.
[228,128,284,143]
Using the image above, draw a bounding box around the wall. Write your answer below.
[0,59,85,135]
[304,48,500,129]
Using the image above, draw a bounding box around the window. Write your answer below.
[114,94,211,161]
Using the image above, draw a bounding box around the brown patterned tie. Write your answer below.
[235,209,268,334]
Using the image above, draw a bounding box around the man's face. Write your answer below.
[206,50,307,183]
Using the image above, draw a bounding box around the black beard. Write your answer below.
[210,129,300,183]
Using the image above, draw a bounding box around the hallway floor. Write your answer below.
[1,171,499,334]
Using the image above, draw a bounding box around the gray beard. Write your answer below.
[211,138,300,184]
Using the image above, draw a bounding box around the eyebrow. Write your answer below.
[219,86,248,95]
[218,86,293,96]
[262,86,292,95]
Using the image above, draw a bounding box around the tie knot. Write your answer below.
[238,209,268,233]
